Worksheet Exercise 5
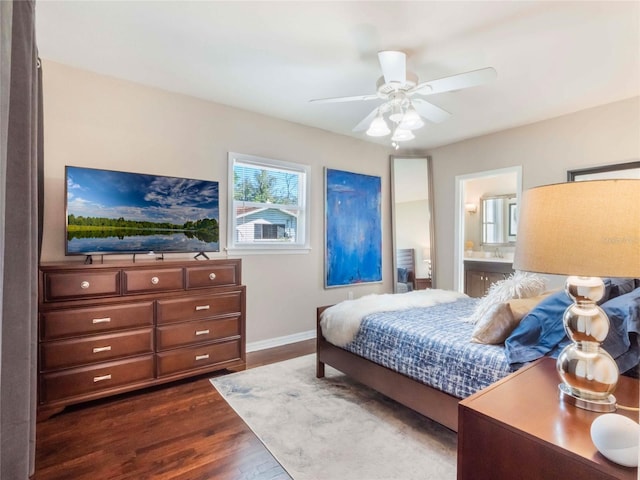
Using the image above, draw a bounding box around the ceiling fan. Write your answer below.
[310,51,497,147]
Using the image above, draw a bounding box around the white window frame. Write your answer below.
[227,152,311,255]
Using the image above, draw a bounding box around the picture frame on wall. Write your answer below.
[324,168,382,288]
[567,160,640,181]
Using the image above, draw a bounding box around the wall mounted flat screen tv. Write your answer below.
[65,166,220,256]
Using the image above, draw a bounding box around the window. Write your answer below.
[255,223,285,240]
[227,152,310,254]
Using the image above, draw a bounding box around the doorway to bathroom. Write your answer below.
[454,166,522,293]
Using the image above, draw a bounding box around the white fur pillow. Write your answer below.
[466,271,546,324]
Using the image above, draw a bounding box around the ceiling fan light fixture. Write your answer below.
[391,127,415,142]
[366,112,391,137]
[399,105,424,130]
[388,104,404,123]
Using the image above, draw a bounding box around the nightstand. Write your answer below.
[414,277,432,290]
[458,357,639,480]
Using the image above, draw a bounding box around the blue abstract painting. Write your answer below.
[325,168,382,287]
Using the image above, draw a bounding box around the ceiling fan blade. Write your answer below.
[309,93,379,104]
[352,107,380,132]
[412,98,452,123]
[378,51,406,85]
[413,67,497,95]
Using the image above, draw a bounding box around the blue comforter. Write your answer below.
[343,297,513,399]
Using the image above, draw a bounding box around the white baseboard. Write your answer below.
[246,329,316,353]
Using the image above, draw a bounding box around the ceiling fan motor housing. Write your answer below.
[376,72,418,97]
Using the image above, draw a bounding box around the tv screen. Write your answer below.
[65,166,220,256]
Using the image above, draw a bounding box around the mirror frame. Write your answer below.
[479,193,517,246]
[390,155,436,293]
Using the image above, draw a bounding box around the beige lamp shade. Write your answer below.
[513,179,640,278]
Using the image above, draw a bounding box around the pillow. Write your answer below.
[600,287,640,358]
[471,292,556,345]
[617,334,640,375]
[548,288,640,371]
[505,287,640,369]
[466,271,547,324]
[397,267,409,283]
[470,303,516,344]
[603,278,637,301]
[504,290,571,364]
[508,291,559,321]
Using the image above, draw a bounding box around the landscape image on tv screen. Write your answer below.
[65,166,220,255]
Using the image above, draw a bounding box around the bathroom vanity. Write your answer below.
[464,258,514,298]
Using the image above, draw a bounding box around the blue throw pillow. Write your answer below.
[600,287,640,357]
[603,278,638,300]
[397,267,409,283]
[504,290,571,365]
[615,335,640,374]
[506,287,640,371]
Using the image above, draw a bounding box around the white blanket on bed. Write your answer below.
[320,289,468,347]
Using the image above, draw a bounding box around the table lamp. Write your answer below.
[513,179,640,412]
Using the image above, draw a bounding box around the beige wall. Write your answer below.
[428,96,640,289]
[41,61,392,347]
[41,61,640,346]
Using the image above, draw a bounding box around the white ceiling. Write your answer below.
[36,1,640,150]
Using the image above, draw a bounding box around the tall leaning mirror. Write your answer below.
[391,155,436,293]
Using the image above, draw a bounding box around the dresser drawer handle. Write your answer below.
[80,281,90,289]
[195,354,210,361]
[151,276,159,285]
[195,305,210,311]
[208,273,216,280]
[93,374,112,383]
[195,329,210,336]
[92,317,112,324]
[92,346,112,353]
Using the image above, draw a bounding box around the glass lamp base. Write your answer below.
[558,383,617,413]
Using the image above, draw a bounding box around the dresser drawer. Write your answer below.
[156,291,242,325]
[40,302,154,340]
[186,263,240,289]
[122,267,183,294]
[42,270,120,302]
[40,328,154,371]
[40,355,155,403]
[156,315,241,351]
[156,339,241,377]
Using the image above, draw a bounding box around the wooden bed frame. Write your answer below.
[316,305,461,432]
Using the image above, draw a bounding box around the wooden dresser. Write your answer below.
[38,258,245,419]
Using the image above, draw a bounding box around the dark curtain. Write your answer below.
[1,0,42,477]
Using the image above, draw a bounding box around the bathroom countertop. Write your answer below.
[463,256,513,264]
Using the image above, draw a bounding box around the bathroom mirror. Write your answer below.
[481,194,517,246]
[391,155,435,293]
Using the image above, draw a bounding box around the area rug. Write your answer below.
[210,354,456,480]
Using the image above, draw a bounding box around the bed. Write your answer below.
[316,278,640,432]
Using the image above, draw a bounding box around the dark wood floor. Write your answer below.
[32,339,316,480]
